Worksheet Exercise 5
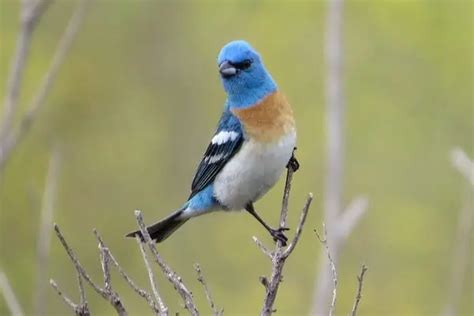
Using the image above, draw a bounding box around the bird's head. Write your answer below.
[217,40,276,109]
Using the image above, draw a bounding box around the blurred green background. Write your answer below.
[0,0,472,315]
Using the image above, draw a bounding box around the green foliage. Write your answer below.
[0,1,472,315]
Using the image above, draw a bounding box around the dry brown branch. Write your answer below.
[134,210,199,316]
[315,225,337,316]
[194,263,223,316]
[0,270,24,316]
[51,224,128,315]
[0,0,89,172]
[350,265,368,316]
[256,165,314,316]
[34,148,61,316]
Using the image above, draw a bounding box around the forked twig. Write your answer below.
[194,263,223,315]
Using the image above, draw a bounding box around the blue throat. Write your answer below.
[225,78,277,109]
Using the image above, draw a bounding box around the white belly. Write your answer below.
[213,130,296,210]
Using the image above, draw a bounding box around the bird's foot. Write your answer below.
[287,147,300,172]
[269,227,290,246]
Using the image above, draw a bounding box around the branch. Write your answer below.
[134,235,167,314]
[350,265,368,316]
[34,148,61,316]
[315,225,337,316]
[194,263,223,316]
[50,277,90,316]
[0,0,89,172]
[257,165,313,316]
[52,224,128,315]
[0,270,24,316]
[134,210,199,316]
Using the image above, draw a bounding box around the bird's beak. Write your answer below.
[219,61,237,78]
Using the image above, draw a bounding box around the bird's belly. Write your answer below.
[213,130,296,210]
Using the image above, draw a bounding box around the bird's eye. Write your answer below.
[234,59,252,70]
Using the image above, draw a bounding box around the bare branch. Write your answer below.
[76,272,88,314]
[0,270,24,316]
[34,148,61,316]
[350,265,368,316]
[50,277,90,316]
[252,236,273,259]
[194,263,222,316]
[134,236,167,315]
[284,193,313,257]
[0,0,90,171]
[0,0,52,143]
[92,231,162,315]
[259,166,313,316]
[53,224,128,315]
[134,210,198,316]
[450,147,474,186]
[315,225,337,316]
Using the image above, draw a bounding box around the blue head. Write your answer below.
[217,40,277,109]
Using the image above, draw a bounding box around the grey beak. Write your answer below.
[219,61,237,77]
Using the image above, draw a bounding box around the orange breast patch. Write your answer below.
[231,91,295,142]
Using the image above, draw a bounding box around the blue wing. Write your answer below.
[189,110,243,200]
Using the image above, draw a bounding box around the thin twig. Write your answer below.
[0,270,24,316]
[194,263,222,316]
[135,236,167,315]
[49,279,86,316]
[34,148,61,316]
[252,236,273,259]
[76,273,89,314]
[53,224,128,315]
[134,210,199,316]
[350,265,368,316]
[0,0,89,171]
[315,225,338,316]
[93,230,163,315]
[284,193,313,257]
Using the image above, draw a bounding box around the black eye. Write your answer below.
[234,59,252,70]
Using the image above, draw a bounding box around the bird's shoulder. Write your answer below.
[188,110,244,200]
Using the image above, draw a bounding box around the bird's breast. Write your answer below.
[231,91,295,143]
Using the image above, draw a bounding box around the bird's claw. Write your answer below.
[287,147,300,172]
[270,227,289,246]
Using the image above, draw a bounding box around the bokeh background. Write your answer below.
[0,0,472,315]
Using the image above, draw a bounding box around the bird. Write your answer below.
[126,40,299,245]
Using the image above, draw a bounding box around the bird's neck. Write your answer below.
[226,79,277,110]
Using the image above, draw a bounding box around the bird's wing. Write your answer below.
[189,112,244,200]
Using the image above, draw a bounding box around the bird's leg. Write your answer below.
[287,146,300,172]
[245,203,289,246]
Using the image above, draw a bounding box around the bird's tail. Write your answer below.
[126,209,188,243]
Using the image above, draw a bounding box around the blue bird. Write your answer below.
[126,40,298,245]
